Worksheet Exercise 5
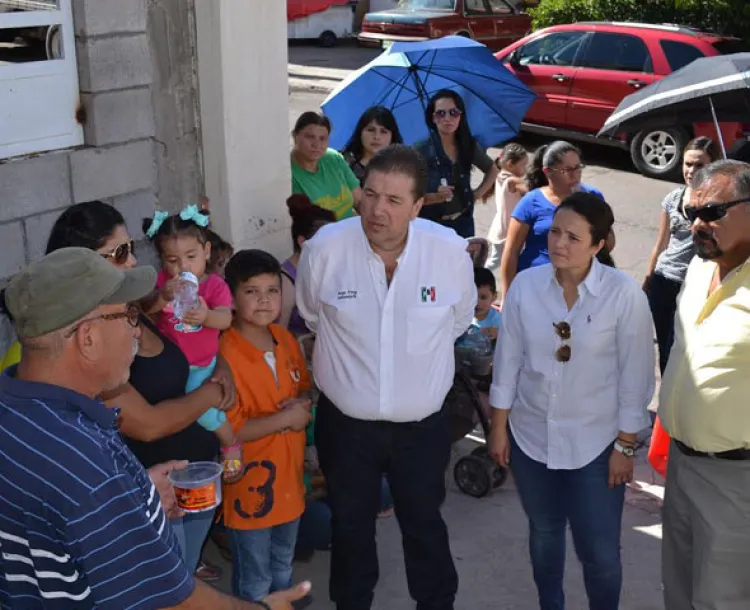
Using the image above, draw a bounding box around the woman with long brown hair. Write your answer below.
[415,89,497,238]
[642,136,720,373]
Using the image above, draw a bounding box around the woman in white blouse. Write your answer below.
[489,191,655,610]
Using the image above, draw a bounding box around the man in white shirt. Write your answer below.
[297,145,476,610]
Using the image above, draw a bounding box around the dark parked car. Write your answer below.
[358,0,534,51]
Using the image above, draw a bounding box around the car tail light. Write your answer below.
[393,24,427,36]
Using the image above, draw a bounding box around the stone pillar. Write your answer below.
[147,0,203,216]
[194,0,292,260]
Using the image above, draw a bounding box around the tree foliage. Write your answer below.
[530,0,750,41]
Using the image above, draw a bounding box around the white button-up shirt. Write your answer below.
[296,217,476,422]
[490,260,655,470]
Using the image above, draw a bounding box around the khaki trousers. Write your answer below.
[663,440,750,610]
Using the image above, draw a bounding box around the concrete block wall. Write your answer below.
[0,0,202,354]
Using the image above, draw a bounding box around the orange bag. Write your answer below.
[648,416,670,479]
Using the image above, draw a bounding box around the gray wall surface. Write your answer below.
[0,0,203,355]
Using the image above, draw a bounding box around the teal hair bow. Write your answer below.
[145,210,169,239]
[180,204,210,227]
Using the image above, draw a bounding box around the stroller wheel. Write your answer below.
[454,455,492,498]
[470,446,509,490]
[491,465,508,489]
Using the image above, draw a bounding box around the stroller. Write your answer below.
[447,237,509,498]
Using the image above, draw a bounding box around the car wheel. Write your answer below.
[319,30,337,48]
[630,127,690,180]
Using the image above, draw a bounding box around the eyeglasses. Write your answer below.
[553,321,571,363]
[684,197,750,224]
[549,164,586,176]
[64,304,140,338]
[433,108,462,120]
[101,241,135,265]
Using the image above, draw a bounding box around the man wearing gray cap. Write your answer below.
[0,248,309,609]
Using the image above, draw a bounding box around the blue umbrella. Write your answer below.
[322,36,536,150]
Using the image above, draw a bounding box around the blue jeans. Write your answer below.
[296,476,393,552]
[229,519,300,602]
[440,209,475,238]
[510,437,625,610]
[171,508,216,573]
[645,272,682,374]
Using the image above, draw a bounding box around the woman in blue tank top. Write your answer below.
[499,141,605,303]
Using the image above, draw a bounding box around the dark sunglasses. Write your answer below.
[101,240,135,264]
[433,108,462,120]
[553,321,571,363]
[685,197,750,224]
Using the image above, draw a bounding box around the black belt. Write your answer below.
[441,208,470,222]
[675,439,750,461]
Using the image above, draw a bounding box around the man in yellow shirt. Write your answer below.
[659,160,750,609]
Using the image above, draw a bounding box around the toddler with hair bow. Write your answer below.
[143,205,242,481]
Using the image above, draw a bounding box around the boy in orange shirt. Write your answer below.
[219,249,312,603]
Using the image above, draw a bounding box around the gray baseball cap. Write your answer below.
[5,247,157,339]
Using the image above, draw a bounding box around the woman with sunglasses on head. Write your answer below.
[488,192,655,610]
[415,89,498,238]
[0,200,235,582]
[341,106,404,187]
[643,137,720,374]
[499,141,605,304]
[1,201,138,368]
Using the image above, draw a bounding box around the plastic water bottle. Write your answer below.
[172,271,199,320]
[440,178,453,202]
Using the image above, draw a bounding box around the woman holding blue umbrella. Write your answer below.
[415,90,498,238]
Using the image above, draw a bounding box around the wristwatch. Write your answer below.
[614,441,635,458]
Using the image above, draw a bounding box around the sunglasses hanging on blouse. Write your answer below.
[553,321,571,363]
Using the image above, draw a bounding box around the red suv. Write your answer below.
[496,22,749,179]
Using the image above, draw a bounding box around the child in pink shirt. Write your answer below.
[144,205,242,479]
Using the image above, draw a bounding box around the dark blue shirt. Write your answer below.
[512,185,604,272]
[0,367,194,609]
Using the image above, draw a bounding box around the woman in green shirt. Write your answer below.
[291,111,361,220]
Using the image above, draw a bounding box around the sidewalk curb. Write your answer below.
[289,77,337,94]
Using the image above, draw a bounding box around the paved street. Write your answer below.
[288,42,677,283]
[205,437,665,609]
[201,43,672,609]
